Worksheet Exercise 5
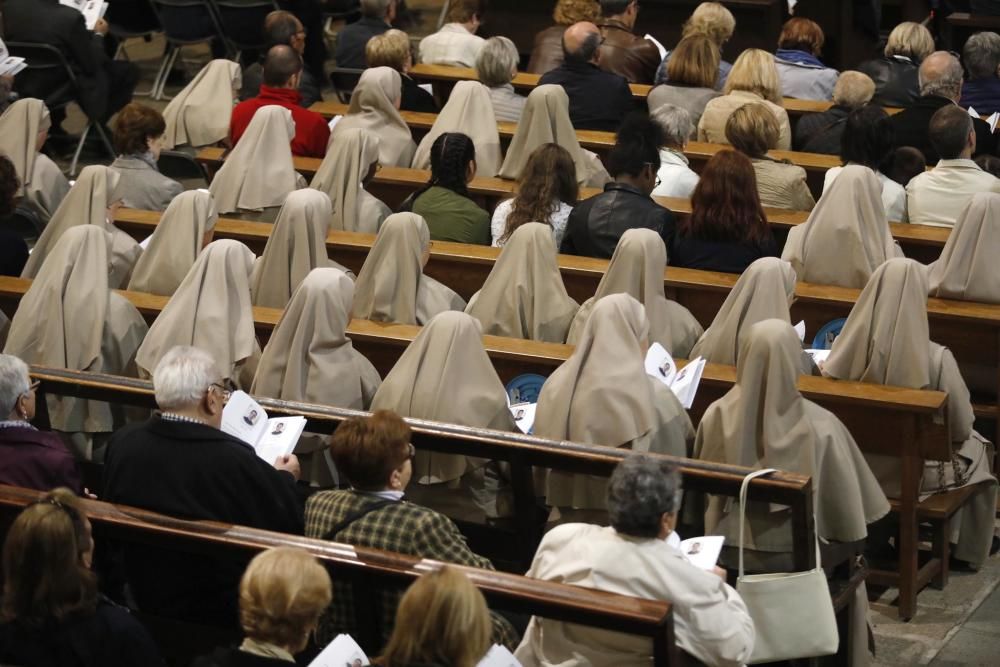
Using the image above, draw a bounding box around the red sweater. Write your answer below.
[230,85,330,158]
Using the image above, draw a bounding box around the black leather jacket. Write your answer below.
[560,183,675,259]
[856,55,921,107]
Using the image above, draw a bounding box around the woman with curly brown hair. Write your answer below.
[491,143,578,247]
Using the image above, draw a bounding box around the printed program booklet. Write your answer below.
[308,635,521,667]
[667,532,726,571]
[0,40,26,77]
[221,391,306,464]
[644,343,706,409]
[59,0,109,31]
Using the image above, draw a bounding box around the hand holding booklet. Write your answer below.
[667,531,726,571]
[221,391,306,464]
[308,635,521,667]
[60,0,109,31]
[644,343,706,409]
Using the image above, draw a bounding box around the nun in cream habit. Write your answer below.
[928,192,1000,304]
[208,105,306,222]
[465,223,579,343]
[4,226,148,458]
[351,213,465,324]
[534,294,694,518]
[127,190,218,296]
[411,81,502,177]
[568,228,703,357]
[689,257,796,366]
[249,189,353,309]
[21,165,141,289]
[330,67,416,168]
[694,319,888,667]
[0,98,70,224]
[781,165,902,289]
[497,85,610,188]
[162,59,242,150]
[823,258,998,568]
[252,268,381,484]
[371,311,517,522]
[136,240,261,390]
[309,127,391,233]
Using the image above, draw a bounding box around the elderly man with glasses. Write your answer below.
[103,345,303,628]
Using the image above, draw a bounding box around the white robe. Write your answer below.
[515,523,755,667]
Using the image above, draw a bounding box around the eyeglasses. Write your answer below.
[26,380,39,393]
[209,380,235,401]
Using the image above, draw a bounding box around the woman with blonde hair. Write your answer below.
[656,1,736,87]
[192,547,332,666]
[697,48,791,149]
[366,29,437,113]
[856,21,934,106]
[526,0,601,74]
[648,35,722,133]
[378,567,492,667]
[0,488,165,665]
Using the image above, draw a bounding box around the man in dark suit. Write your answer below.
[304,410,518,648]
[4,0,139,130]
[891,50,997,164]
[103,346,303,627]
[335,0,395,70]
[538,21,634,132]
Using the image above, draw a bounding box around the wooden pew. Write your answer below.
[191,149,948,263]
[0,484,682,663]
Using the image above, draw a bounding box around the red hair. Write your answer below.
[679,150,771,245]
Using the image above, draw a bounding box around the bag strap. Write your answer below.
[322,498,398,541]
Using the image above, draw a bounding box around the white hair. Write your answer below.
[0,354,31,417]
[476,36,519,87]
[153,346,220,410]
[650,103,694,147]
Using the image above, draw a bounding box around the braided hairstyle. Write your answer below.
[421,132,476,199]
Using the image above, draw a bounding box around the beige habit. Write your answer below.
[534,294,694,511]
[411,80,502,177]
[136,240,261,389]
[928,192,1000,303]
[781,165,901,289]
[371,311,517,521]
[208,105,305,219]
[162,59,242,149]
[309,127,391,233]
[249,189,352,308]
[0,98,70,223]
[567,228,703,357]
[823,258,998,567]
[497,85,610,188]
[21,165,141,289]
[465,223,579,343]
[4,226,147,438]
[331,67,416,167]
[689,257,796,366]
[127,190,218,296]
[351,212,466,324]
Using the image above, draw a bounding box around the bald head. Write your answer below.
[263,44,302,88]
[919,51,964,100]
[563,21,602,64]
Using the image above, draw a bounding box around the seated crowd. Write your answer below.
[1,1,1000,666]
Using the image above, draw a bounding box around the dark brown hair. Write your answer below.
[331,410,412,490]
[0,154,19,217]
[446,0,486,23]
[680,149,771,245]
[502,143,578,243]
[112,102,166,156]
[1,488,97,627]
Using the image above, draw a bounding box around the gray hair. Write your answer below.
[832,71,876,108]
[0,354,31,417]
[607,454,683,538]
[476,36,519,87]
[919,51,964,99]
[964,32,1000,80]
[152,346,220,410]
[650,103,694,147]
[360,0,393,19]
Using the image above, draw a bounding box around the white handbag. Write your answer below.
[736,468,839,663]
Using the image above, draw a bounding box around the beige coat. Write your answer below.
[0,98,70,223]
[782,165,901,289]
[4,226,147,435]
[928,192,1000,303]
[751,158,815,211]
[698,90,792,149]
[331,67,416,168]
[136,240,261,389]
[497,84,610,187]
[310,127,390,233]
[689,257,796,366]
[906,158,1000,228]
[535,294,694,510]
[412,81,502,177]
[515,523,755,667]
[127,190,218,296]
[162,59,242,149]
[823,258,998,567]
[465,223,579,343]
[567,228,702,357]
[351,213,466,325]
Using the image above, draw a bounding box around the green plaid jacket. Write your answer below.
[304,490,518,650]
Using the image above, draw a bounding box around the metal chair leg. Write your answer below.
[68,124,92,178]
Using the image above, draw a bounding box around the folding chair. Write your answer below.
[157,150,210,189]
[148,0,230,100]
[4,41,116,177]
[209,0,280,64]
[108,0,164,97]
